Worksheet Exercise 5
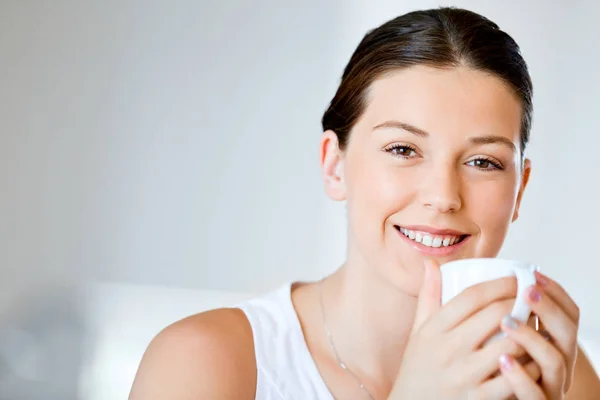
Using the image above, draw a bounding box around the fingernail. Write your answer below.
[528,286,542,302]
[534,271,549,286]
[501,314,519,330]
[499,354,513,372]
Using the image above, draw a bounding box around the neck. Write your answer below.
[321,257,418,391]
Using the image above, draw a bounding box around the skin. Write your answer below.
[129,66,600,399]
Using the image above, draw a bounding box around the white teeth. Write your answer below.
[415,232,423,243]
[422,235,433,246]
[398,227,462,248]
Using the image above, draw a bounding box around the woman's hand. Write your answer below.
[388,260,541,400]
[498,271,580,399]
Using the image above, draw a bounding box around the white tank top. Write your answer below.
[237,283,334,400]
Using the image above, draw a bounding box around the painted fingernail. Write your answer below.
[534,271,549,286]
[528,286,542,302]
[499,354,513,372]
[501,315,519,330]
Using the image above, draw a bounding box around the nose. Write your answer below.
[419,164,462,213]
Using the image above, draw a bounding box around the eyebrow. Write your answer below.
[373,120,429,138]
[469,135,517,153]
[372,120,517,153]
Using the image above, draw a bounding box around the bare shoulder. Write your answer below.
[129,307,256,400]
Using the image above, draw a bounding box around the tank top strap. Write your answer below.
[237,283,334,400]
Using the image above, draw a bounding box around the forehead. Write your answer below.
[357,66,523,142]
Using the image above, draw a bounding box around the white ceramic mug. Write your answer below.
[441,258,538,326]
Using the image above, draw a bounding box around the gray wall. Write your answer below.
[2,0,600,336]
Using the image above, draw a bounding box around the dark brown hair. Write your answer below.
[322,7,533,152]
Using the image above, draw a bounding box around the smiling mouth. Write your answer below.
[394,226,468,248]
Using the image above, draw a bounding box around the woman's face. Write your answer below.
[321,66,531,294]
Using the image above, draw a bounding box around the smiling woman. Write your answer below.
[129,6,600,400]
[320,65,530,296]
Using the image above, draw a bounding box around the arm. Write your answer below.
[128,308,257,400]
[566,345,600,400]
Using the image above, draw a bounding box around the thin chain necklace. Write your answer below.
[318,279,377,400]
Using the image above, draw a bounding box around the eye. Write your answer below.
[384,144,418,159]
[466,157,503,171]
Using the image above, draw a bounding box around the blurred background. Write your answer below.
[1,0,598,398]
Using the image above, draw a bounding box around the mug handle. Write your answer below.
[510,266,537,322]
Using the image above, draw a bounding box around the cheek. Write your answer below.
[343,155,418,265]
[346,159,416,226]
[468,177,519,252]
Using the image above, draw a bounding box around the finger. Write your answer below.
[464,336,527,384]
[499,354,546,399]
[433,276,518,333]
[502,315,567,396]
[475,360,541,400]
[412,259,442,334]
[451,298,515,351]
[535,271,579,324]
[527,283,578,392]
[525,285,578,364]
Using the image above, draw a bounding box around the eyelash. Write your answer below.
[466,157,504,171]
[383,144,504,171]
[384,144,418,159]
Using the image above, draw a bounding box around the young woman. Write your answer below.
[130,7,600,399]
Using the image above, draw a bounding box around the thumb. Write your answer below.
[411,259,442,334]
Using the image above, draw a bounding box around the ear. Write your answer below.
[320,130,346,201]
[512,158,531,222]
